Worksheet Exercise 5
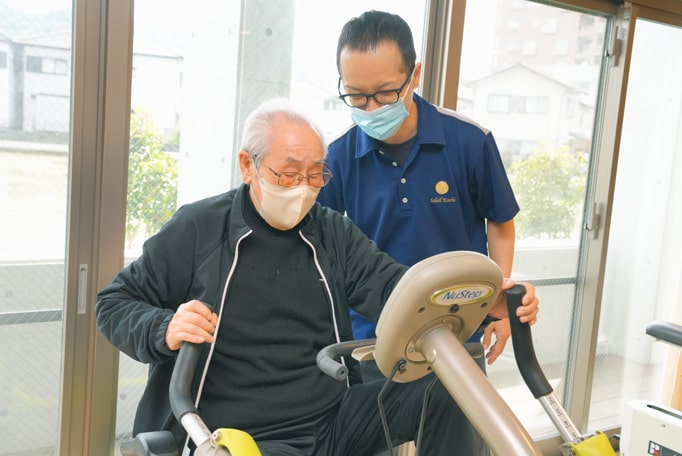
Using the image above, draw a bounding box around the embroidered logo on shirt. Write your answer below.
[431,181,456,203]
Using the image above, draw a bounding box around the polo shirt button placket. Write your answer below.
[400,176,408,204]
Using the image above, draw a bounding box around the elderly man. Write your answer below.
[96,98,539,456]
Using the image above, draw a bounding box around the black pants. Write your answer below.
[253,372,488,456]
[359,350,490,456]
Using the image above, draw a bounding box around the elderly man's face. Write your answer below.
[240,117,325,186]
[238,116,325,229]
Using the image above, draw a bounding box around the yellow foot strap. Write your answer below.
[569,431,617,456]
[212,428,262,456]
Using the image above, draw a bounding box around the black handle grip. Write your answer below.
[506,284,553,398]
[169,302,215,421]
[169,341,202,420]
[316,339,376,381]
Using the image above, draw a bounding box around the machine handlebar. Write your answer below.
[646,321,682,347]
[316,339,377,381]
[169,341,202,420]
[505,284,553,399]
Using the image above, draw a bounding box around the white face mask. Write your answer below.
[252,170,320,230]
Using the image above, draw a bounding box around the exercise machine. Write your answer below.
[119,339,262,456]
[121,250,618,455]
[617,321,682,455]
[319,251,616,456]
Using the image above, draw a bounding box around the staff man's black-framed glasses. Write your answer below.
[337,66,415,109]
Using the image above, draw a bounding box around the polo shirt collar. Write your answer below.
[353,94,447,159]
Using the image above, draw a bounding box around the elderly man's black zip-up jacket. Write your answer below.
[95,184,407,448]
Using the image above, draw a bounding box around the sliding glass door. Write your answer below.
[0,0,73,453]
[458,0,612,438]
[594,14,682,431]
[114,0,428,449]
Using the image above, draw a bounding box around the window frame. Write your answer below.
[54,1,682,455]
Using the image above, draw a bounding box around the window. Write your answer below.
[565,97,576,118]
[542,18,558,34]
[522,40,537,55]
[579,15,596,31]
[5,0,682,452]
[26,55,42,72]
[509,95,526,113]
[577,35,593,52]
[506,40,522,52]
[507,19,521,31]
[0,0,73,453]
[116,0,428,449]
[526,95,549,114]
[51,58,68,75]
[552,39,570,55]
[488,95,548,114]
[461,0,609,439]
[25,55,68,74]
[595,17,682,435]
[488,94,510,113]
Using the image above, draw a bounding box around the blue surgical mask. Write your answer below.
[351,99,409,141]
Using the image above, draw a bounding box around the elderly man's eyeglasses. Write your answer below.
[262,164,333,188]
[338,67,414,109]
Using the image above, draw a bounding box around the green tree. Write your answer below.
[126,109,179,246]
[508,146,587,239]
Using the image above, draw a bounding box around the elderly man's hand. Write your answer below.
[165,300,218,351]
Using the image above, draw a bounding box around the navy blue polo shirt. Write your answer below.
[318,94,519,339]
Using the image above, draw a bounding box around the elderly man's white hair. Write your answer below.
[240,98,328,165]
